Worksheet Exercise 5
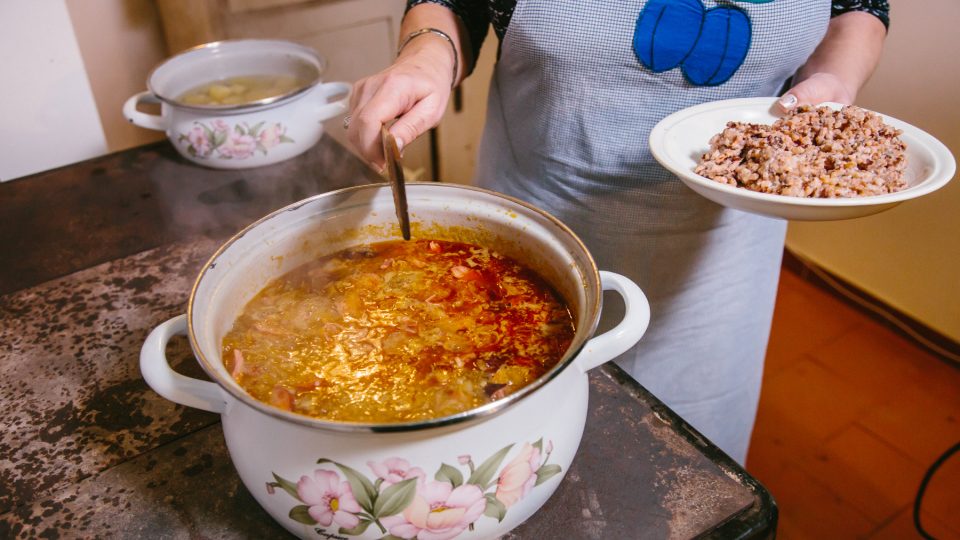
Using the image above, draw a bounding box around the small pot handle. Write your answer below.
[575,271,651,373]
[140,314,227,414]
[313,81,352,121]
[123,91,166,131]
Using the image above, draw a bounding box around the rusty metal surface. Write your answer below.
[0,137,379,296]
[0,137,774,539]
[0,240,220,518]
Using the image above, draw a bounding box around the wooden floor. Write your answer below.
[747,267,960,539]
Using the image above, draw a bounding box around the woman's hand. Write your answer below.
[346,36,456,169]
[777,71,857,111]
[776,11,886,114]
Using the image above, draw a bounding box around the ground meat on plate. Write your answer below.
[695,105,907,198]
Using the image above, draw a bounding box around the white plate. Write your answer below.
[649,97,956,221]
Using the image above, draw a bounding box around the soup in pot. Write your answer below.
[177,75,305,106]
[221,239,575,423]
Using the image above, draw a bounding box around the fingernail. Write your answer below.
[395,137,404,152]
[778,94,798,109]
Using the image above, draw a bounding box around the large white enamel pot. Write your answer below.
[140,183,650,539]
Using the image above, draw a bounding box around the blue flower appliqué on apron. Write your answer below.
[633,0,774,86]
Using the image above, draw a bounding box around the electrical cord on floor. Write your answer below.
[787,250,959,538]
[914,441,960,539]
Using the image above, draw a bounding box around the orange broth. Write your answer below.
[221,239,575,422]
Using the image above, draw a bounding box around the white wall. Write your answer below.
[0,0,108,181]
[786,0,960,341]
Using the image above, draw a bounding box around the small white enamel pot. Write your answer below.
[140,183,651,539]
[124,39,350,169]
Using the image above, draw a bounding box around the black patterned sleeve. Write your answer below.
[832,0,890,29]
[406,0,491,66]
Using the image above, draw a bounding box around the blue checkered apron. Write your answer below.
[475,0,831,463]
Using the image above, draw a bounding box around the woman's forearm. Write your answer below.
[400,3,474,88]
[795,11,887,100]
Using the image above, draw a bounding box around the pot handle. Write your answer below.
[123,91,166,131]
[313,81,352,122]
[140,314,227,414]
[575,271,651,373]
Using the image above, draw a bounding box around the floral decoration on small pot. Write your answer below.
[178,120,294,160]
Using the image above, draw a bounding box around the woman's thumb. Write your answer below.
[777,74,855,113]
[389,97,443,152]
[776,92,800,112]
[777,80,823,113]
[777,77,830,113]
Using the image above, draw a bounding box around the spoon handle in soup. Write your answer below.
[381,125,411,241]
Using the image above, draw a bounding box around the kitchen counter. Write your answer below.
[0,136,776,539]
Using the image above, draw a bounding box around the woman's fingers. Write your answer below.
[351,77,420,167]
[346,77,392,163]
[388,93,447,153]
[348,74,450,168]
[778,72,856,113]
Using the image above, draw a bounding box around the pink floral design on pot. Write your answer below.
[267,438,562,538]
[381,482,485,540]
[494,443,540,509]
[297,469,363,528]
[177,120,294,160]
[368,458,426,489]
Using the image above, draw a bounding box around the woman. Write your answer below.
[346,0,889,464]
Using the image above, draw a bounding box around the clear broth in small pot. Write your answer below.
[177,74,305,106]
